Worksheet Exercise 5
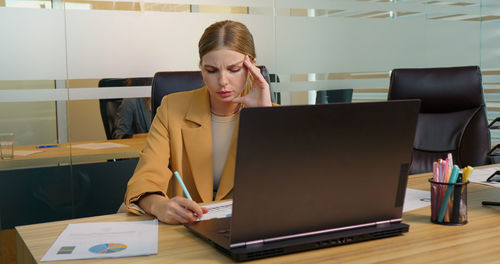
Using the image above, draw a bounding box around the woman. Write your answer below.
[124,20,273,224]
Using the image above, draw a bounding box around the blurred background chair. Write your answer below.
[388,66,491,174]
[316,89,353,104]
[98,77,152,139]
[151,66,275,119]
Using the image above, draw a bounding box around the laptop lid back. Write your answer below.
[230,100,420,246]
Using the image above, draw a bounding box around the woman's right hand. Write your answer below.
[138,194,208,224]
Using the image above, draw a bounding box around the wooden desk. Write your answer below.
[0,138,146,170]
[16,166,500,264]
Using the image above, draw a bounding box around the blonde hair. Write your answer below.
[198,20,256,95]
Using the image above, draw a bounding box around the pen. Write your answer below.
[36,144,59,149]
[173,171,193,200]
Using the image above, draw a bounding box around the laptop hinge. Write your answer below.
[229,218,403,249]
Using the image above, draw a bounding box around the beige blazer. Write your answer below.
[124,86,237,214]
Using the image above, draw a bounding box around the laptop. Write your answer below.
[185,100,420,261]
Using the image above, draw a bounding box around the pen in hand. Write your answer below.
[173,171,193,200]
[174,171,205,220]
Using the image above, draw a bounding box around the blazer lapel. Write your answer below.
[181,87,214,202]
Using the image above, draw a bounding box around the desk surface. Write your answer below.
[16,166,500,264]
[0,137,146,170]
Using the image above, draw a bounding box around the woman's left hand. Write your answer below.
[232,55,272,107]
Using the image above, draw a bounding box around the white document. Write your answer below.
[71,142,128,150]
[199,201,232,221]
[468,167,500,188]
[403,188,431,212]
[41,219,158,262]
[14,150,42,156]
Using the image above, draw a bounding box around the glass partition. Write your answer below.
[1,0,500,255]
[273,0,482,103]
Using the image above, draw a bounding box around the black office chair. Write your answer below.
[388,66,491,174]
[98,77,152,139]
[316,89,353,104]
[151,66,275,119]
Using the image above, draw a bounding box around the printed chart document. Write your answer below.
[41,219,158,262]
[403,188,430,212]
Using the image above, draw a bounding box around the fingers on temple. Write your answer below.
[244,56,267,85]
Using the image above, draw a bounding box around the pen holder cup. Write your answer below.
[429,177,469,225]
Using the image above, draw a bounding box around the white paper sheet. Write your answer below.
[468,167,500,188]
[71,142,128,150]
[403,188,431,212]
[199,201,232,221]
[14,150,42,156]
[41,219,158,262]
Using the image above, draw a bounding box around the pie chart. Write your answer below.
[89,243,127,254]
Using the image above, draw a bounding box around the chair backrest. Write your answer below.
[388,66,490,174]
[151,66,274,119]
[98,77,152,139]
[316,89,353,104]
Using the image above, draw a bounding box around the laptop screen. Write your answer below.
[230,100,420,246]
